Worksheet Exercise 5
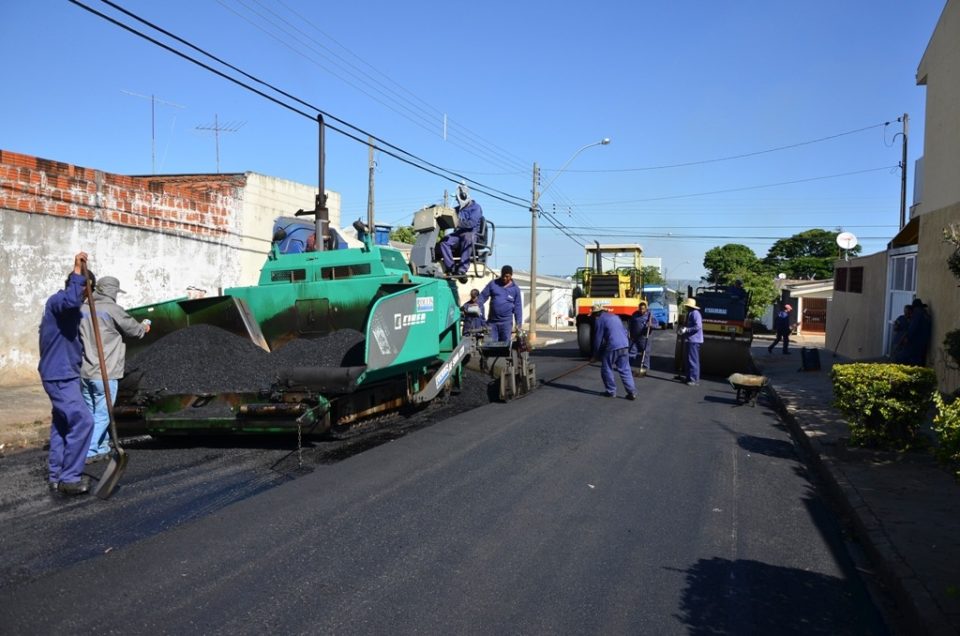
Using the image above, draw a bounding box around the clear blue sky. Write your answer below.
[0,1,947,282]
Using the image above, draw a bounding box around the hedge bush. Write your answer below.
[831,363,937,449]
[933,392,960,477]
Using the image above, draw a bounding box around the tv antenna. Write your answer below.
[195,114,245,173]
[120,90,185,174]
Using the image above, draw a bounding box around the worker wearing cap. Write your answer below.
[79,275,150,461]
[39,252,95,495]
[628,301,659,376]
[678,297,703,386]
[479,265,523,342]
[439,182,484,278]
[768,303,794,354]
[591,303,637,400]
[729,278,747,299]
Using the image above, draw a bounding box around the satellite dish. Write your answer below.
[836,232,858,250]
[778,273,787,280]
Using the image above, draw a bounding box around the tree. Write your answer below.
[642,266,664,285]
[389,225,417,244]
[703,244,760,284]
[764,229,861,279]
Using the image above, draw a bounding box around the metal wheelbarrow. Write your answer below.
[727,373,769,407]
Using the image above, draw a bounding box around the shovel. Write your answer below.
[82,268,129,499]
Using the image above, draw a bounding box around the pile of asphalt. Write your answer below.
[125,325,366,394]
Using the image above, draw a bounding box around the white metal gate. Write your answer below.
[884,248,917,356]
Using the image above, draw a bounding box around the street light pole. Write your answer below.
[528,138,610,344]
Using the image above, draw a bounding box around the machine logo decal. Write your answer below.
[417,297,434,312]
[394,313,427,329]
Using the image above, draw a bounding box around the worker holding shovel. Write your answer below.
[628,301,659,377]
[38,252,95,495]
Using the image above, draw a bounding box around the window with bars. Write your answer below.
[835,268,848,291]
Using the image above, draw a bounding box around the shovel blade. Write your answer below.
[93,450,129,500]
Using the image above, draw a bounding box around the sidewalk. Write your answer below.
[756,333,960,635]
[0,384,50,453]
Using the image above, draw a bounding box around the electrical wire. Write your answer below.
[75,0,530,209]
[557,121,896,173]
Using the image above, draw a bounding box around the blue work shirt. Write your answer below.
[773,310,790,335]
[683,309,704,344]
[456,201,483,232]
[38,272,87,381]
[461,300,486,332]
[480,278,523,327]
[593,310,630,358]
[628,310,659,340]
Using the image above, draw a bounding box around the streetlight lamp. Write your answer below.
[529,138,610,343]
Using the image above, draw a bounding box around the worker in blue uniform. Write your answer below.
[768,303,793,354]
[628,301,659,376]
[439,182,484,278]
[591,303,637,400]
[678,297,703,386]
[479,265,523,342]
[39,252,95,495]
[460,288,486,335]
[897,298,932,365]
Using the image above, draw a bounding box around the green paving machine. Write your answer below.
[116,227,472,435]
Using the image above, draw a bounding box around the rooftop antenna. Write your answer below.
[120,90,185,174]
[195,114,245,173]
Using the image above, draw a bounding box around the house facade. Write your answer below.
[825,0,959,393]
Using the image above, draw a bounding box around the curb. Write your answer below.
[762,376,954,635]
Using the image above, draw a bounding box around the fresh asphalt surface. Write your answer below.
[0,332,889,634]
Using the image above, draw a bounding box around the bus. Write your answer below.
[641,284,678,329]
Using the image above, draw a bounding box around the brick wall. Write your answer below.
[0,150,244,243]
[0,150,248,385]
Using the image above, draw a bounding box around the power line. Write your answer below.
[556,121,896,173]
[73,0,531,209]
[575,166,899,207]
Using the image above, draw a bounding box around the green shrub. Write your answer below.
[944,329,960,369]
[831,363,937,449]
[933,392,960,477]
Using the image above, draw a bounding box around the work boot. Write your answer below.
[58,478,91,496]
[767,344,774,353]
[686,380,699,386]
[626,392,637,401]
[604,392,616,398]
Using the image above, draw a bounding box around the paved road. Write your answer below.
[0,334,890,634]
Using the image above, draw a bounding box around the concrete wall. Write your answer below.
[916,0,960,215]
[240,173,341,284]
[825,252,888,359]
[917,203,960,393]
[0,150,341,386]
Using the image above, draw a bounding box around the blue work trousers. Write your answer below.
[601,347,636,396]
[43,379,94,484]
[488,320,513,342]
[686,342,702,383]
[81,377,118,457]
[629,337,651,370]
[439,230,476,274]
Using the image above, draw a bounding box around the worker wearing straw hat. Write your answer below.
[677,297,703,386]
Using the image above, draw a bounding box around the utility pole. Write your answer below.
[195,114,245,173]
[529,162,540,343]
[366,136,376,232]
[898,113,909,230]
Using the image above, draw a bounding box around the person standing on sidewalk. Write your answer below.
[479,265,523,342]
[768,303,793,354]
[628,301,659,376]
[590,303,636,399]
[39,252,94,495]
[897,298,932,366]
[678,298,703,386]
[79,276,150,462]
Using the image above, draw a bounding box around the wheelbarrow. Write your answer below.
[727,373,769,407]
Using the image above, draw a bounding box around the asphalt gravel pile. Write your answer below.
[125,325,367,394]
